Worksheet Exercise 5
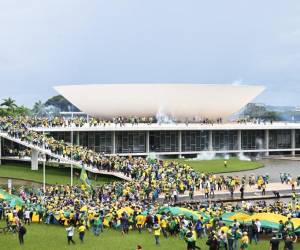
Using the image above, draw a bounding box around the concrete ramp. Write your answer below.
[0,132,132,181]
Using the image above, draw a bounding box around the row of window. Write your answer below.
[48,130,300,153]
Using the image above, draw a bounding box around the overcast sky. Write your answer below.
[0,0,300,108]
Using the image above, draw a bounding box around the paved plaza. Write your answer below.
[219,159,300,182]
[160,158,300,202]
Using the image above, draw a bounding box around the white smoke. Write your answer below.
[237,152,251,161]
[255,138,263,149]
[155,108,175,124]
[255,138,264,159]
[193,151,216,160]
[232,78,243,86]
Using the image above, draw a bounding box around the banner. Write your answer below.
[0,188,24,208]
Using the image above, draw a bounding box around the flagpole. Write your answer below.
[71,128,73,186]
[43,129,46,193]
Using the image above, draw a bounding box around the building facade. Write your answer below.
[28,123,300,157]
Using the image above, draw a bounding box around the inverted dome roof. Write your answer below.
[54,83,265,119]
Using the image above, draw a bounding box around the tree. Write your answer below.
[1,97,17,110]
[14,105,31,116]
[32,100,46,117]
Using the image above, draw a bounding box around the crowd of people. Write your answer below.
[0,115,299,249]
[2,115,287,202]
[0,183,299,249]
[0,115,298,204]
[0,115,225,130]
[0,116,139,175]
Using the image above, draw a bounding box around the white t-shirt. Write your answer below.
[255,221,261,232]
[24,211,30,219]
[66,226,74,236]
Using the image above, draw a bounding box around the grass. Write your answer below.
[166,157,263,174]
[0,163,118,185]
[1,222,296,250]
[0,158,264,186]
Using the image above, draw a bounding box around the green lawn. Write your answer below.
[0,158,264,186]
[0,163,118,186]
[1,222,296,250]
[166,158,263,174]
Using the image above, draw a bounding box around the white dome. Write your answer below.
[54,83,265,120]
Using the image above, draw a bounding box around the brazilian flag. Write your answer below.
[80,167,91,188]
[0,189,24,209]
[147,152,157,165]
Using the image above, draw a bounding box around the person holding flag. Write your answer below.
[80,167,91,189]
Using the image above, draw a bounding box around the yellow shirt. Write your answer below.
[12,217,17,225]
[220,226,229,233]
[7,213,13,222]
[154,226,161,236]
[78,225,85,233]
[160,219,167,228]
[241,235,249,244]
[136,215,144,225]
[88,213,94,221]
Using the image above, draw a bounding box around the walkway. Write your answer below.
[0,132,132,181]
[161,182,300,203]
[218,159,300,182]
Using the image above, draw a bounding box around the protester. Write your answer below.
[283,235,297,250]
[269,234,280,250]
[240,232,249,250]
[185,228,201,250]
[78,223,86,243]
[18,223,26,245]
[153,223,161,245]
[24,208,30,225]
[66,225,76,245]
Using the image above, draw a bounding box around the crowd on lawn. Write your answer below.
[0,184,299,249]
[2,115,298,201]
[2,144,299,203]
[0,116,299,249]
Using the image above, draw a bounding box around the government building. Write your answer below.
[3,84,300,158]
[36,84,300,157]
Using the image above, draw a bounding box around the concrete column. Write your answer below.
[70,130,73,146]
[76,132,80,145]
[208,130,213,151]
[291,129,296,156]
[265,129,269,156]
[0,136,2,165]
[178,131,182,157]
[146,131,150,154]
[31,149,39,170]
[237,130,242,151]
[112,131,116,154]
